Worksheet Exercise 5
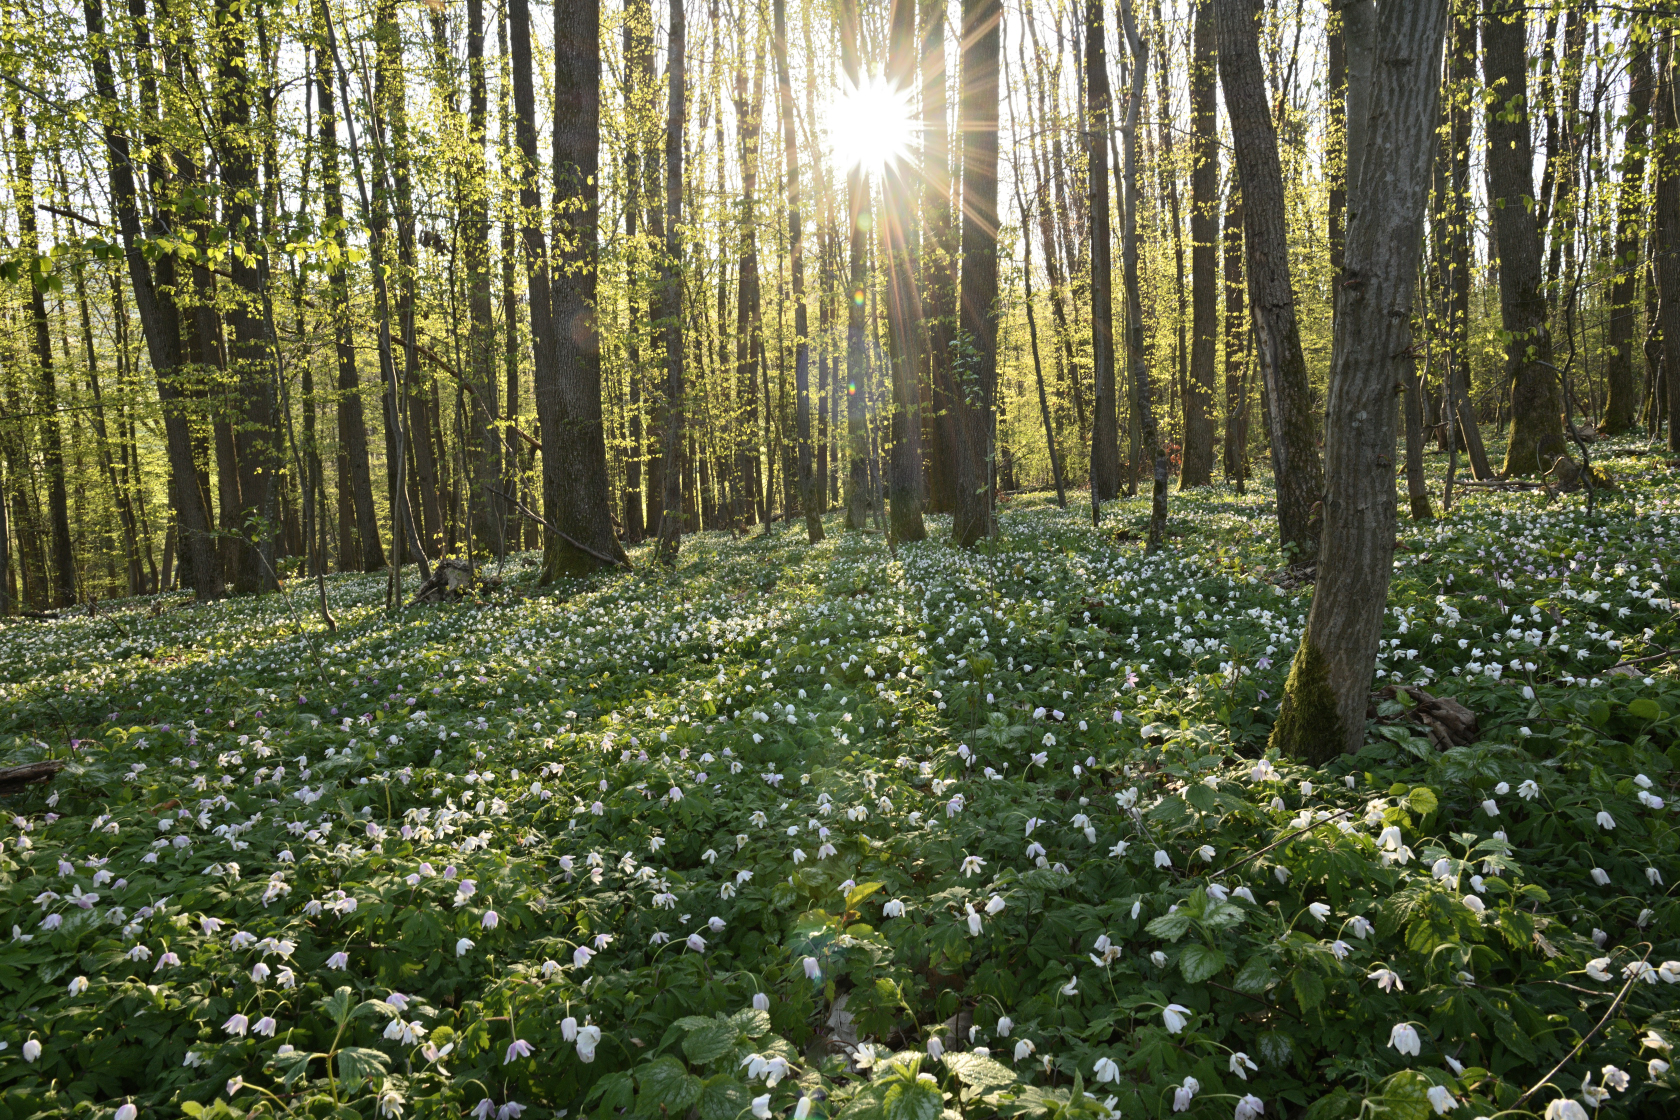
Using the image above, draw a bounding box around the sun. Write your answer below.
[827,74,918,175]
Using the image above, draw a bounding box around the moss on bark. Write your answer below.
[1268,638,1345,766]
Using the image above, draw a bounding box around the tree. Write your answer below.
[546,0,631,576]
[1604,39,1654,436]
[1482,0,1571,478]
[1181,0,1218,489]
[882,0,926,543]
[951,0,1001,547]
[772,0,821,545]
[1270,0,1447,763]
[840,0,872,532]
[655,0,689,561]
[1085,0,1120,504]
[1657,28,1680,454]
[1214,0,1323,560]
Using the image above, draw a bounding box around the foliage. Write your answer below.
[2,463,1679,1120]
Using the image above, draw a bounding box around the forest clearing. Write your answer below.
[4,0,1680,1115]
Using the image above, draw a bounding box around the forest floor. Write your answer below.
[2,436,1679,1120]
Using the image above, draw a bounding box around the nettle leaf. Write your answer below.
[729,1007,774,1037]
[637,1055,704,1113]
[334,1046,389,1087]
[882,1074,944,1120]
[1232,952,1278,994]
[1367,1070,1434,1120]
[1179,943,1227,983]
[584,1072,635,1112]
[697,1075,752,1120]
[1291,970,1326,1012]
[682,1019,740,1065]
[268,1047,313,1087]
[1145,910,1193,942]
[944,1051,1017,1091]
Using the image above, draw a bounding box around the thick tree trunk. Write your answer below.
[1658,30,1680,454]
[217,0,279,594]
[463,0,503,554]
[1214,0,1323,559]
[922,0,958,516]
[655,0,688,561]
[1605,42,1653,436]
[542,0,629,576]
[771,0,821,545]
[951,0,1000,547]
[1182,0,1218,489]
[1482,0,1571,478]
[1086,0,1120,503]
[84,0,223,599]
[840,0,872,531]
[1271,0,1446,763]
[882,0,926,542]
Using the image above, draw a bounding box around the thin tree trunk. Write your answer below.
[922,0,959,516]
[1658,29,1680,454]
[881,0,926,542]
[1221,173,1247,487]
[1214,0,1323,559]
[1271,0,1446,763]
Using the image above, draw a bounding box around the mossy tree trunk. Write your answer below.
[1272,0,1448,764]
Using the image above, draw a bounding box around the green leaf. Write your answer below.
[944,1051,1017,1091]
[1291,970,1326,1012]
[1145,911,1193,942]
[698,1076,753,1120]
[683,1020,740,1065]
[883,1075,944,1120]
[1627,697,1661,721]
[1405,786,1438,817]
[335,1046,390,1087]
[1368,1070,1434,1120]
[268,1047,314,1087]
[1233,952,1279,994]
[585,1072,636,1112]
[847,880,885,910]
[637,1055,704,1113]
[1179,943,1227,983]
[320,986,355,1026]
[729,1008,774,1038]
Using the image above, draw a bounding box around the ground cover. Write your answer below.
[2,443,1679,1120]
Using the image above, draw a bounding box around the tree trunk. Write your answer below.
[9,110,76,605]
[1222,174,1247,486]
[1271,0,1446,763]
[1604,41,1653,435]
[1214,0,1323,559]
[771,0,821,545]
[1658,29,1680,454]
[540,0,629,576]
[84,0,222,599]
[312,0,384,572]
[1086,0,1120,503]
[654,0,688,561]
[922,0,959,516]
[951,0,1000,546]
[1182,0,1218,488]
[1482,0,1570,478]
[881,0,926,542]
[839,0,872,531]
[463,0,503,554]
[1118,2,1166,548]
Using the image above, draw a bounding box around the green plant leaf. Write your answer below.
[1179,943,1227,983]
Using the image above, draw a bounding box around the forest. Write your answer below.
[3,1,1680,1119]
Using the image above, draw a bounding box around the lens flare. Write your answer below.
[827,75,917,175]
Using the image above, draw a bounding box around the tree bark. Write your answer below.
[655,0,689,561]
[1182,0,1218,488]
[1214,0,1323,559]
[1221,174,1248,487]
[882,0,926,542]
[84,0,223,599]
[1658,29,1680,455]
[1086,0,1120,502]
[1604,41,1653,435]
[1271,0,1446,763]
[1482,0,1571,478]
[464,0,503,553]
[9,110,76,605]
[312,0,384,572]
[840,0,872,531]
[951,0,1001,547]
[922,0,958,516]
[543,0,630,576]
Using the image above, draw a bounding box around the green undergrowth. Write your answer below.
[2,441,1679,1120]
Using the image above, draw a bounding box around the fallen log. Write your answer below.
[0,759,66,796]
